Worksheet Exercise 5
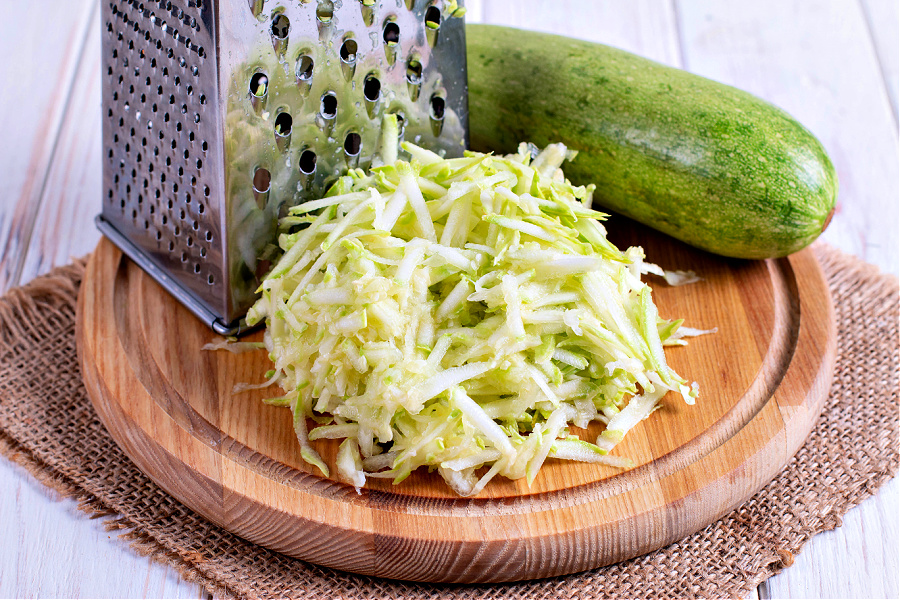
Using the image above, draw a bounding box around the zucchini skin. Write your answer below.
[466,24,837,259]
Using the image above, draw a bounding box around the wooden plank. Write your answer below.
[463,0,484,23]
[758,479,899,599]
[479,0,681,66]
[860,0,899,123]
[16,0,104,283]
[0,0,95,293]
[673,0,898,276]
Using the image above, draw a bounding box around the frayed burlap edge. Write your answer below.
[0,431,232,599]
[0,243,896,600]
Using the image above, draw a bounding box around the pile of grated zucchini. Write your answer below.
[245,140,701,496]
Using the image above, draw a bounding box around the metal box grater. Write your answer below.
[98,0,468,335]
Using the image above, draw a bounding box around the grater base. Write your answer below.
[96,215,255,336]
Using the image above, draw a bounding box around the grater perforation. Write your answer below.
[99,0,468,335]
[104,0,226,315]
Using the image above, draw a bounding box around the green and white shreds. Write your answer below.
[246,141,701,497]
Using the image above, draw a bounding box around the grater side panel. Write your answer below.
[425,4,469,152]
[215,0,470,320]
[101,0,228,322]
[101,0,470,328]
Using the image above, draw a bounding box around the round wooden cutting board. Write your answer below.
[77,221,835,584]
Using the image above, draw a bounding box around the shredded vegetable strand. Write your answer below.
[246,142,702,496]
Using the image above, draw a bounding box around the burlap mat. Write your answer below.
[0,244,896,599]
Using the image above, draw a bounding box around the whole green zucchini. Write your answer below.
[466,24,837,259]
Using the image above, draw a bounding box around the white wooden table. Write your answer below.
[0,1,896,597]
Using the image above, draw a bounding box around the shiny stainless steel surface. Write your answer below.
[100,0,468,332]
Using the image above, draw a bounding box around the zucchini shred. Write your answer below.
[243,140,701,497]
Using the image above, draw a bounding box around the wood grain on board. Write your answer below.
[78,218,836,582]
